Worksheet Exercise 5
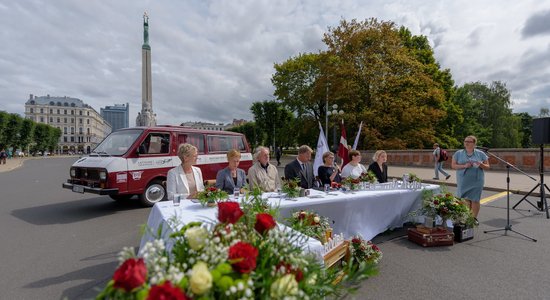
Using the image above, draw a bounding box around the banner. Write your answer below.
[337,120,350,166]
[313,122,330,177]
[352,121,363,150]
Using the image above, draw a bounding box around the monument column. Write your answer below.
[136,12,156,127]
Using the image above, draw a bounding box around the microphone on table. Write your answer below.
[476,146,490,152]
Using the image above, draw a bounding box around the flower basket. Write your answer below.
[281,178,301,198]
[415,190,476,228]
[286,210,332,244]
[196,186,228,207]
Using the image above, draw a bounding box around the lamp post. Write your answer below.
[327,104,344,152]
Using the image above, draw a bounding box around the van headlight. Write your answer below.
[70,168,76,177]
[99,170,107,181]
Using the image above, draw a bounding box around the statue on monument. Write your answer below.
[143,12,149,45]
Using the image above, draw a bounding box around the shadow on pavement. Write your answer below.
[11,196,148,225]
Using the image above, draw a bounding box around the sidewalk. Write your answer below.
[0,157,29,173]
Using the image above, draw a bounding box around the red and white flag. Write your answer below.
[337,119,350,166]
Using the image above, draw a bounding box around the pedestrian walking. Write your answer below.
[432,143,450,180]
[0,148,7,165]
[275,146,282,166]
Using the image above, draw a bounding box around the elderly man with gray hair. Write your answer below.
[247,146,281,192]
[284,145,314,189]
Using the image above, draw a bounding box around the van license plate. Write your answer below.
[72,185,85,193]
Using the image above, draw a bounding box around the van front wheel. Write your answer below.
[140,179,166,206]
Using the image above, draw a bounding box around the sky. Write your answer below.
[1,0,550,125]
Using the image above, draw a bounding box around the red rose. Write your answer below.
[147,281,187,300]
[208,186,218,192]
[228,241,258,274]
[217,201,244,224]
[255,213,277,234]
[276,261,304,282]
[113,258,147,292]
[351,238,361,244]
[298,211,306,220]
[433,200,439,205]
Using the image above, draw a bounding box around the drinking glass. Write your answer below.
[173,194,181,206]
[324,184,330,193]
[233,188,240,200]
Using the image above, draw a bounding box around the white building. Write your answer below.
[25,94,112,154]
[181,121,229,131]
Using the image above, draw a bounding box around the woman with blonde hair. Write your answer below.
[215,149,247,194]
[317,151,342,185]
[367,150,388,183]
[166,143,205,200]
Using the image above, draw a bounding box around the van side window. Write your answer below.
[207,135,245,152]
[177,134,205,154]
[140,133,170,155]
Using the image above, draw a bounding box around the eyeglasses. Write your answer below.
[464,140,474,143]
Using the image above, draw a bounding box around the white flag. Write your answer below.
[352,121,363,150]
[313,122,330,177]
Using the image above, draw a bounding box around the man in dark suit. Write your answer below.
[284,145,314,189]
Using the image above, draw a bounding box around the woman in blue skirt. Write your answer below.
[451,135,490,224]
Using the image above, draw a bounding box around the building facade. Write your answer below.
[101,103,129,131]
[25,94,112,154]
[181,121,229,131]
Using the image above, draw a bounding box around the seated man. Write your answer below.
[247,146,280,192]
[284,145,314,189]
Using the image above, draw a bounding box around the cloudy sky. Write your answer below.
[1,0,550,125]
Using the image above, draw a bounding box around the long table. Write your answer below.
[139,184,439,254]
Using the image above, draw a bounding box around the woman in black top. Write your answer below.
[367,150,388,183]
[317,151,342,186]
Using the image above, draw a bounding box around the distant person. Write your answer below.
[317,151,342,186]
[0,148,6,164]
[275,146,282,166]
[284,145,314,189]
[341,150,367,179]
[367,150,388,183]
[248,146,280,192]
[166,143,205,200]
[215,149,247,194]
[433,143,451,180]
[452,135,489,225]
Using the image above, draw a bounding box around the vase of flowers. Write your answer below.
[342,177,361,191]
[349,236,383,265]
[97,187,379,299]
[286,210,332,244]
[281,178,301,198]
[196,186,228,207]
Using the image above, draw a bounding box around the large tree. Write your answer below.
[250,100,294,149]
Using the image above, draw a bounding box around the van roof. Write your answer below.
[118,125,244,136]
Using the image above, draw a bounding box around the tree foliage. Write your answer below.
[0,111,59,154]
[250,100,295,149]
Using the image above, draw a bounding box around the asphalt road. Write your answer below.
[1,157,550,299]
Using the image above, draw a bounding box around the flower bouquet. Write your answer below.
[359,171,377,184]
[408,172,421,182]
[286,210,332,244]
[197,186,228,207]
[97,187,378,299]
[281,178,301,198]
[349,236,383,265]
[417,189,476,227]
[342,176,361,190]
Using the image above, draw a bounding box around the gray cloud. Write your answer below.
[522,10,550,38]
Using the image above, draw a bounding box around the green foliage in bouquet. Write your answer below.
[408,172,421,182]
[342,176,361,190]
[197,186,228,207]
[286,210,332,244]
[418,189,476,227]
[97,188,379,299]
[350,236,383,265]
[359,171,378,183]
[281,178,301,198]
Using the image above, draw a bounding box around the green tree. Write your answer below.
[3,113,23,149]
[18,118,35,152]
[47,126,62,152]
[31,123,51,154]
[228,122,261,149]
[515,112,533,148]
[0,111,9,147]
[250,100,294,148]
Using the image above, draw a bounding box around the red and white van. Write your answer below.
[62,125,253,206]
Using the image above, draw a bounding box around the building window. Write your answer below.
[40,108,44,114]
[64,136,67,142]
[57,117,60,123]
[87,128,90,134]
[49,109,53,114]
[71,110,74,115]
[30,108,34,113]
[49,117,53,123]
[87,111,90,116]
[40,117,44,123]
[79,127,83,134]
[79,110,82,115]
[71,127,74,134]
[71,118,74,123]
[64,117,67,123]
[87,119,90,124]
[64,127,67,134]
[57,109,60,114]
[79,118,83,124]
[70,137,74,142]
[64,109,67,114]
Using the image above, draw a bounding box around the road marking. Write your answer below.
[480,191,508,204]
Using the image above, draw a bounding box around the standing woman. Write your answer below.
[215,149,247,194]
[367,150,388,183]
[451,135,490,224]
[167,143,205,200]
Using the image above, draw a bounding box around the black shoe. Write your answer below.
[432,177,439,180]
[446,174,451,180]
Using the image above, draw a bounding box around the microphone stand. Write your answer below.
[482,149,537,242]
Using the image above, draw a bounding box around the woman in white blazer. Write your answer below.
[167,143,205,200]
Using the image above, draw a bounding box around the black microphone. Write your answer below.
[476,146,489,152]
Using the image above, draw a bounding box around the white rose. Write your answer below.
[270,274,298,299]
[313,216,320,224]
[185,227,208,251]
[190,261,213,295]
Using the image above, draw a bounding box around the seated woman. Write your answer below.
[341,150,367,179]
[166,143,205,200]
[367,150,388,183]
[317,151,342,186]
[215,149,247,194]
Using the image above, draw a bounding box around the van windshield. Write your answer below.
[92,129,143,156]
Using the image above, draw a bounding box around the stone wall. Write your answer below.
[359,148,550,172]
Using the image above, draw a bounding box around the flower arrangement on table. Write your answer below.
[330,182,342,189]
[342,176,361,190]
[197,186,228,207]
[408,172,421,182]
[418,189,476,227]
[281,178,301,198]
[350,236,383,266]
[286,210,333,244]
[97,187,378,299]
[359,171,378,184]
